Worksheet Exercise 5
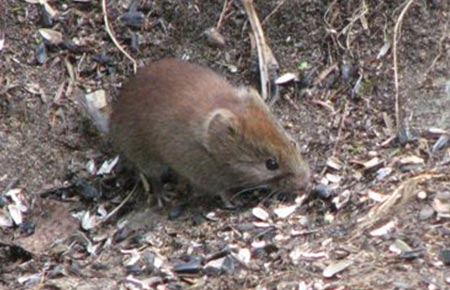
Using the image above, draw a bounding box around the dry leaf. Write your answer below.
[273,205,297,219]
[252,207,269,221]
[323,260,353,278]
[38,28,63,45]
[97,156,119,175]
[370,220,396,236]
[275,72,298,85]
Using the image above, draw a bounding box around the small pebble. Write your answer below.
[440,249,450,265]
[40,4,53,27]
[417,191,427,200]
[432,135,449,152]
[35,42,47,64]
[398,249,423,260]
[376,167,392,181]
[168,205,186,220]
[340,63,353,82]
[120,11,145,28]
[173,257,202,274]
[418,205,434,220]
[204,27,226,48]
[313,184,333,199]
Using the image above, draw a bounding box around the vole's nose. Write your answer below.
[293,167,312,193]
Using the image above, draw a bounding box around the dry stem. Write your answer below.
[392,0,415,142]
[216,0,230,30]
[241,0,279,103]
[102,0,137,73]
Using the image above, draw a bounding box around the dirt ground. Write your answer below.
[1,0,450,289]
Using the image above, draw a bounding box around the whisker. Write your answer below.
[258,189,280,205]
[230,184,270,201]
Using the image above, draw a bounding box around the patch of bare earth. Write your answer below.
[1,0,449,289]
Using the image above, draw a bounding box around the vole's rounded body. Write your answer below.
[110,58,310,198]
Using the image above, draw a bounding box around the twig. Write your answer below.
[319,100,348,176]
[241,0,279,103]
[1,169,25,195]
[417,20,449,88]
[313,64,338,86]
[392,0,415,142]
[101,0,137,73]
[323,0,368,54]
[216,0,230,30]
[261,0,286,26]
[331,101,349,157]
[94,183,138,227]
[342,1,368,52]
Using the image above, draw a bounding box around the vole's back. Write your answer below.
[111,59,242,187]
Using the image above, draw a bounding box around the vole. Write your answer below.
[110,58,310,202]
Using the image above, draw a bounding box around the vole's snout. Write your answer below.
[295,174,312,193]
[288,165,312,194]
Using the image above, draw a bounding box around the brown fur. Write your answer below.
[110,58,310,197]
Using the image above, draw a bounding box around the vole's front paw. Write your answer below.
[219,191,238,210]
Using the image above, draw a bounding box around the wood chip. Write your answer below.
[389,239,413,254]
[362,157,384,170]
[432,197,450,215]
[38,28,63,45]
[367,190,387,202]
[326,173,341,183]
[326,157,343,170]
[252,207,269,221]
[398,155,425,165]
[97,156,119,175]
[370,220,396,236]
[323,260,353,278]
[275,72,298,85]
[0,210,13,228]
[233,248,251,265]
[7,204,23,225]
[81,210,98,230]
[273,205,297,219]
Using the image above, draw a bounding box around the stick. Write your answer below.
[261,0,286,26]
[241,0,279,104]
[102,0,137,73]
[216,0,230,30]
[94,183,137,227]
[392,0,415,143]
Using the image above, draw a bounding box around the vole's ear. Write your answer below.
[202,109,240,151]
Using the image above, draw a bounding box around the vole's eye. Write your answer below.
[265,157,279,171]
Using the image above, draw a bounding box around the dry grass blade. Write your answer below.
[241,0,279,103]
[92,183,138,228]
[261,0,286,26]
[392,0,415,143]
[323,0,368,53]
[102,0,137,73]
[216,0,230,30]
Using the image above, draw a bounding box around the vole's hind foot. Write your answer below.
[153,187,177,208]
[219,191,238,210]
[141,174,177,207]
